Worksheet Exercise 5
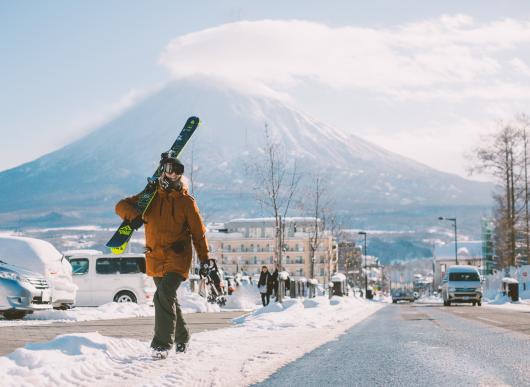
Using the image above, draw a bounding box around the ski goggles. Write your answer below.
[161,160,184,175]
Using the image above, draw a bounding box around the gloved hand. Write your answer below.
[199,259,216,277]
[130,215,144,230]
[199,261,210,277]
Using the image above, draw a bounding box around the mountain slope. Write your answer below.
[0,79,493,227]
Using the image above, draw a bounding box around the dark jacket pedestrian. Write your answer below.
[271,268,279,297]
[258,266,272,306]
[115,155,209,357]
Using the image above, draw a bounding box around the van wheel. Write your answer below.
[114,291,137,303]
[3,310,27,320]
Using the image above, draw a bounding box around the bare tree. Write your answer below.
[247,123,301,272]
[303,174,327,279]
[470,121,524,267]
[517,115,530,265]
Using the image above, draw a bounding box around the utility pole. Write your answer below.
[358,231,368,298]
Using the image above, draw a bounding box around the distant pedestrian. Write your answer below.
[272,267,279,298]
[258,266,272,306]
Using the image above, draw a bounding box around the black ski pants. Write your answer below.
[151,272,190,350]
[261,292,270,306]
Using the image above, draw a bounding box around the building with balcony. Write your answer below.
[207,217,336,284]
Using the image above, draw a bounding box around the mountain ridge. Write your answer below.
[0,79,493,231]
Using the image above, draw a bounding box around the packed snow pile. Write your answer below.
[178,283,220,313]
[222,283,260,310]
[25,302,155,322]
[0,284,218,326]
[0,296,384,386]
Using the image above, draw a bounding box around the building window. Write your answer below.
[320,268,325,276]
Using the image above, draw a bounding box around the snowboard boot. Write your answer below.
[151,346,170,360]
[175,343,187,353]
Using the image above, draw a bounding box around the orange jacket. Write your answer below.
[115,187,209,279]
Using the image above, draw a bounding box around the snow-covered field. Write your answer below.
[0,296,384,386]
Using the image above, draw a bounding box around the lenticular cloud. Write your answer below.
[158,17,530,101]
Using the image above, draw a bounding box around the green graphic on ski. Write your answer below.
[106,116,200,254]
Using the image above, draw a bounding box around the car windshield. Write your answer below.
[449,272,480,281]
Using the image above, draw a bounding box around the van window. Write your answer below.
[449,272,480,281]
[120,257,146,274]
[70,258,89,275]
[96,258,120,274]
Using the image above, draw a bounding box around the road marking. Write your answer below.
[477,316,502,325]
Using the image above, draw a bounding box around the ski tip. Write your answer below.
[188,116,200,126]
[110,243,127,255]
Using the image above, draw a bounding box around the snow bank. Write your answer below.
[178,284,220,313]
[0,296,384,386]
[485,298,530,312]
[0,285,218,326]
[223,283,260,310]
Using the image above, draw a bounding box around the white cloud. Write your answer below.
[511,57,530,77]
[159,16,530,101]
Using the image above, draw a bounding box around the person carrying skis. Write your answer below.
[115,153,211,359]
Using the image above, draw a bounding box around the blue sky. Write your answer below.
[1,1,530,177]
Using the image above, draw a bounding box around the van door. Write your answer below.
[68,257,92,306]
[93,257,121,306]
[115,256,146,302]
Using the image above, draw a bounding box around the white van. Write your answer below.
[0,236,76,309]
[441,265,483,306]
[65,251,155,306]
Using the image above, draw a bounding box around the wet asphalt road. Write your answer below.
[255,303,530,386]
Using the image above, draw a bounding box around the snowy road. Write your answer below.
[256,303,530,386]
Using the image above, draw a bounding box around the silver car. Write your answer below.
[0,260,53,319]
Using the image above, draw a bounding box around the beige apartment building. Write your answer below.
[207,217,336,284]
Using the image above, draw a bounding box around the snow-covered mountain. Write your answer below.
[0,79,492,228]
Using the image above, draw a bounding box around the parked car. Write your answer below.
[391,289,415,303]
[0,260,53,319]
[65,252,155,306]
[0,236,76,309]
[441,265,482,306]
